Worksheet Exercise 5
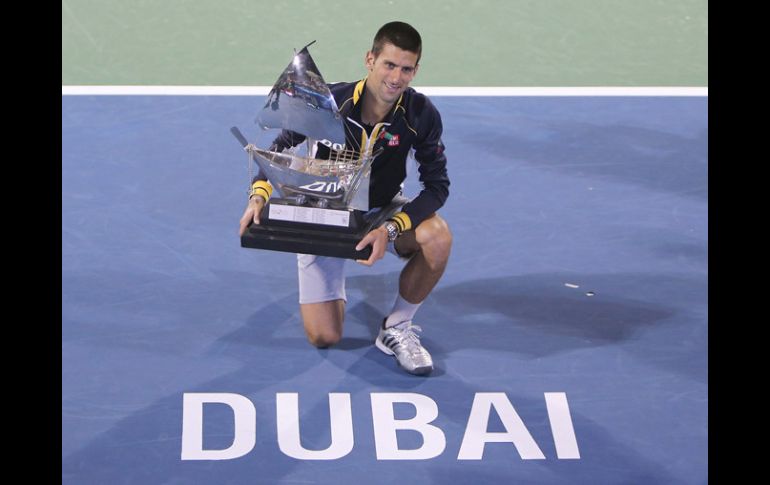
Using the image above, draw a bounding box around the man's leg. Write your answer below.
[301,300,345,348]
[393,213,453,306]
[376,213,452,375]
[297,254,347,348]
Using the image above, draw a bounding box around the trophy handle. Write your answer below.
[230,126,249,148]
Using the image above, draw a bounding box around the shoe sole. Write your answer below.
[376,336,433,376]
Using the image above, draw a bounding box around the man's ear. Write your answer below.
[365,51,375,70]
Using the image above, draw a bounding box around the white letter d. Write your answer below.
[181,393,256,460]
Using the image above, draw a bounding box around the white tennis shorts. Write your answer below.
[297,240,406,304]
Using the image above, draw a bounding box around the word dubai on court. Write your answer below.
[181,392,580,461]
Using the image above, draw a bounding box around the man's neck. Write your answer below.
[360,89,394,126]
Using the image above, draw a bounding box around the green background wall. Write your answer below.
[62,0,707,86]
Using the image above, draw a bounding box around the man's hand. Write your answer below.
[239,196,265,236]
[355,226,389,266]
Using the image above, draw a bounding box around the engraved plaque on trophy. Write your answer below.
[232,42,397,260]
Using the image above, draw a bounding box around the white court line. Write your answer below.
[61,85,708,96]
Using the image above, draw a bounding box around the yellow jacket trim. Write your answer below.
[390,212,412,232]
[251,180,273,200]
[353,78,366,105]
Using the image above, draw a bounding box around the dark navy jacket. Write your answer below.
[271,78,450,229]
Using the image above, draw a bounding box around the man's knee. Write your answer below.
[305,328,342,348]
[416,216,452,263]
[300,300,345,348]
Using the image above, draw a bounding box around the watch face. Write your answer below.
[386,222,398,241]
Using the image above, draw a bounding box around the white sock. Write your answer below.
[384,294,422,328]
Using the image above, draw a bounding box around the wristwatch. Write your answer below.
[383,221,399,242]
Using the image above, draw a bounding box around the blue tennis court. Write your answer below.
[62,94,707,484]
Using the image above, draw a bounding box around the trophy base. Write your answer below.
[241,199,401,260]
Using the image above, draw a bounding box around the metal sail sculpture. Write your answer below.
[243,42,377,211]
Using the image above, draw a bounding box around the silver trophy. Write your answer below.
[232,42,397,259]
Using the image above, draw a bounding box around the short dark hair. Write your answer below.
[371,21,422,63]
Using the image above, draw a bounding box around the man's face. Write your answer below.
[365,43,419,106]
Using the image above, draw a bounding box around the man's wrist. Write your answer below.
[383,221,399,242]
